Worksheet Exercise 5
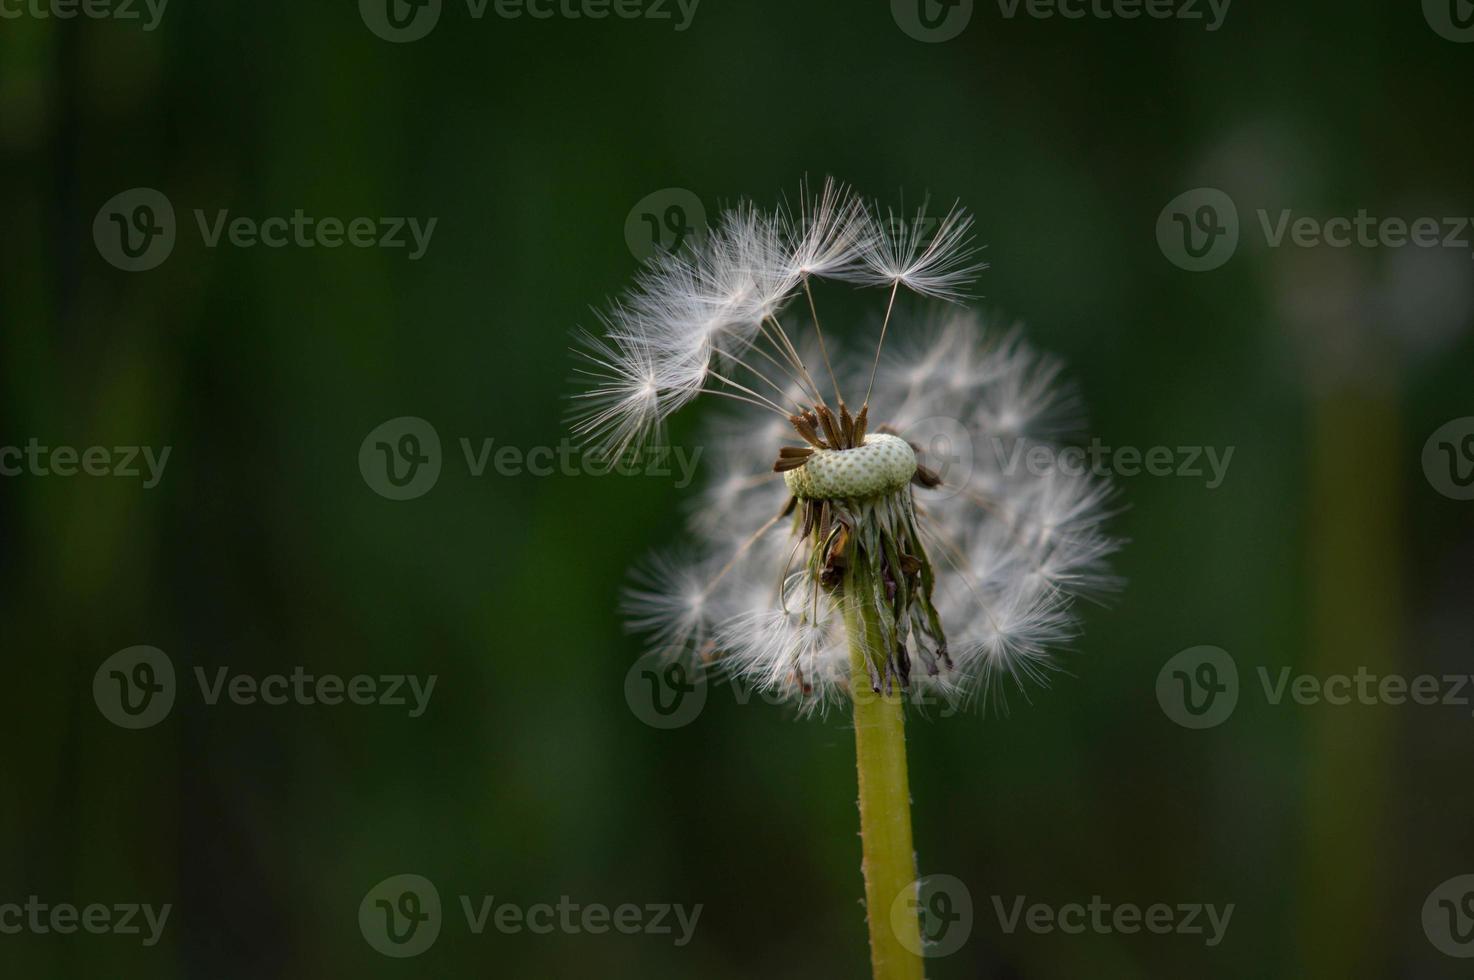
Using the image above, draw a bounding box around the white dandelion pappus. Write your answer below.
[574,178,1120,713]
[854,200,984,302]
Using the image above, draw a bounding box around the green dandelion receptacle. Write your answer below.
[783,434,918,501]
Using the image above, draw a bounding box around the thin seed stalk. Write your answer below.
[844,561,925,980]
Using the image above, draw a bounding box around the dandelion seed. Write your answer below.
[853,198,986,302]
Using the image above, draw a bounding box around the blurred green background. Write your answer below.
[3,0,1473,976]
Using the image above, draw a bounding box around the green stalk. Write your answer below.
[1297,386,1399,977]
[845,563,926,980]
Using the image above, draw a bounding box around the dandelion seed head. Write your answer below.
[573,179,1120,712]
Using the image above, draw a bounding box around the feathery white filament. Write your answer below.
[855,200,985,302]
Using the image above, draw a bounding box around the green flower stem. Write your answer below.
[845,564,926,980]
[1298,387,1399,977]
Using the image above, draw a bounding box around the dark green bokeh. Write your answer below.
[3,1,1473,976]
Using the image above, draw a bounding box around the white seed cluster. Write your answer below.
[783,433,918,500]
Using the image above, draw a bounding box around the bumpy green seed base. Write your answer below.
[783,433,917,500]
